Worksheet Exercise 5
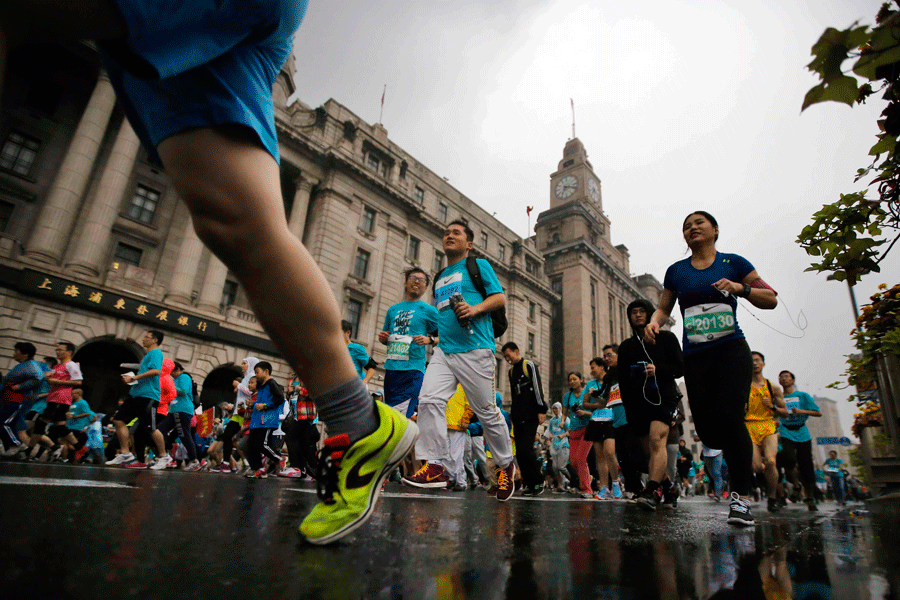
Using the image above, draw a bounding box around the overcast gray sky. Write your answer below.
[290,0,900,438]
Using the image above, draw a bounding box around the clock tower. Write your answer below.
[535,137,664,401]
[549,137,603,211]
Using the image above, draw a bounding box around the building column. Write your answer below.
[196,255,229,313]
[165,204,204,305]
[26,72,117,264]
[287,175,318,243]
[66,120,142,277]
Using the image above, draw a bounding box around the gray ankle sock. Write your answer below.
[313,378,378,444]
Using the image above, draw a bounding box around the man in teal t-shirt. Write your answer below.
[824,450,846,505]
[777,370,822,511]
[402,220,515,501]
[108,330,164,465]
[342,320,376,384]
[377,267,439,418]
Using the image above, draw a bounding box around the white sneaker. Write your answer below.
[3,444,29,457]
[277,467,304,478]
[184,461,202,472]
[150,455,173,470]
[106,452,136,466]
[727,492,755,527]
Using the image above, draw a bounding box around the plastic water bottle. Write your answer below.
[448,293,474,335]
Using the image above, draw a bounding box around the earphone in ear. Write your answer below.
[637,335,663,406]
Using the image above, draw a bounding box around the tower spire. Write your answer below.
[570,98,576,139]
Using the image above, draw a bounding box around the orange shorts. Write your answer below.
[746,419,777,446]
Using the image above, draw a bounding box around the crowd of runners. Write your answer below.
[0,1,862,547]
[1,212,858,540]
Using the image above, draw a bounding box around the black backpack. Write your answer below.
[434,256,508,338]
[189,375,200,409]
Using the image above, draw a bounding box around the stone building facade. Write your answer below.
[0,42,661,416]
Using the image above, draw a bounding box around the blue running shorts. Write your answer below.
[384,370,425,418]
[98,0,309,163]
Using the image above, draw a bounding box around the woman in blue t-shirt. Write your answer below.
[645,211,777,527]
[561,372,593,498]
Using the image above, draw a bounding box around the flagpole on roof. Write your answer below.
[379,84,386,125]
[571,98,576,139]
[527,206,534,237]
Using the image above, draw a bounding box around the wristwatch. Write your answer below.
[741,283,751,298]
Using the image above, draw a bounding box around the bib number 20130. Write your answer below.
[684,303,735,343]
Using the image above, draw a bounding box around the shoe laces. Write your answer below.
[497,467,510,489]
[412,461,434,478]
[730,492,751,513]
[316,434,350,505]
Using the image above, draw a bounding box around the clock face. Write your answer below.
[555,175,578,199]
[588,179,601,202]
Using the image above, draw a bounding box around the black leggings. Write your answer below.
[684,338,753,496]
[778,438,816,495]
[221,420,242,463]
[613,422,645,494]
[158,412,196,461]
[247,428,281,471]
[513,420,541,488]
[133,411,161,462]
[282,418,319,474]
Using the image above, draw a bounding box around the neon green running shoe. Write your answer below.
[299,401,419,544]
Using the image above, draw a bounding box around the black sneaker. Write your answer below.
[531,484,545,496]
[767,497,780,513]
[728,493,755,526]
[636,487,663,512]
[806,497,819,512]
[661,487,679,509]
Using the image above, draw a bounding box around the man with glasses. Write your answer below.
[377,267,439,418]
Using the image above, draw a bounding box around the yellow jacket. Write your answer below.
[446,385,474,431]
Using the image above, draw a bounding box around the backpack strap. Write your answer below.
[433,257,488,300]
[432,266,446,301]
[765,379,776,413]
[466,256,488,300]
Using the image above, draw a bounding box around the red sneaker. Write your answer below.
[495,462,516,502]
[401,461,449,488]
[73,447,89,462]
[124,462,147,469]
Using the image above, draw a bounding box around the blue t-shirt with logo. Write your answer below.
[347,342,371,380]
[66,398,94,430]
[824,457,844,478]
[585,379,613,422]
[779,390,820,443]
[434,258,503,354]
[86,420,104,449]
[131,348,163,400]
[171,373,194,415]
[547,416,570,449]
[563,387,590,431]
[663,252,755,355]
[383,301,440,373]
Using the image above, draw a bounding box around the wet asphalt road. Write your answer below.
[1,461,897,600]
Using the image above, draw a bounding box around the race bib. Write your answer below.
[435,272,463,310]
[606,383,622,407]
[386,334,413,361]
[684,303,735,343]
[785,399,800,413]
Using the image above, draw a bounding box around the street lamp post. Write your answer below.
[826,273,860,322]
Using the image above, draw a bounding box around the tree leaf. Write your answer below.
[808,27,866,81]
[869,134,898,156]
[802,76,860,111]
[853,22,900,80]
